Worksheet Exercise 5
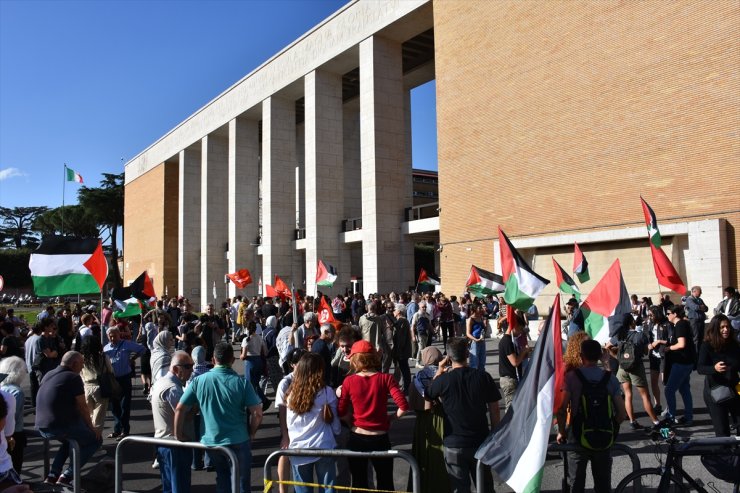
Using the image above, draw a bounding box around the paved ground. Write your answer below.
[17,336,735,493]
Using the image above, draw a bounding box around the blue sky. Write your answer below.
[0,0,437,209]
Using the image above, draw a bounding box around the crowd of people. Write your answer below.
[0,283,737,492]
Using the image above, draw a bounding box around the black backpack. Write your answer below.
[572,369,618,451]
[618,332,645,372]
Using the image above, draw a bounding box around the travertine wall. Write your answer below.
[434,0,740,301]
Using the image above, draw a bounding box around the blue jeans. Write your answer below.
[191,415,212,470]
[207,441,252,493]
[38,419,102,479]
[245,356,267,403]
[665,362,693,421]
[292,456,336,493]
[469,340,486,371]
[158,445,192,493]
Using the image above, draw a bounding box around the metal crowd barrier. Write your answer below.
[115,436,240,493]
[28,429,81,493]
[476,442,641,493]
[264,448,422,493]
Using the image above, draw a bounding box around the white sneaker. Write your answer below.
[152,458,159,469]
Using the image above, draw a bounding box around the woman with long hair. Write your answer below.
[466,303,488,371]
[285,352,340,492]
[697,314,740,436]
[79,336,113,432]
[646,305,669,414]
[662,305,695,425]
[563,331,591,373]
[338,341,408,491]
[0,357,28,473]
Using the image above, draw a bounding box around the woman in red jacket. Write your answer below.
[337,340,408,490]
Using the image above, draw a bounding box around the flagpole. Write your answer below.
[62,164,66,235]
[291,282,298,324]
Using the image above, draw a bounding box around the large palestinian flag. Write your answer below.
[581,259,631,343]
[640,197,662,248]
[465,265,504,297]
[552,258,581,301]
[29,236,108,296]
[499,227,549,310]
[417,268,439,286]
[316,260,338,287]
[573,242,590,283]
[476,296,564,493]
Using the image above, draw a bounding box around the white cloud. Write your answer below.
[0,168,25,181]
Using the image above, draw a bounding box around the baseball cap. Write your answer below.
[349,340,374,356]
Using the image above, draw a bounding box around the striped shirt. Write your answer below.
[104,340,146,377]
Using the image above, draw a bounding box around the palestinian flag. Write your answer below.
[113,297,143,318]
[650,243,687,295]
[466,265,504,297]
[640,197,662,248]
[552,258,581,301]
[273,276,292,300]
[65,165,83,183]
[316,260,338,287]
[112,271,156,308]
[581,259,631,343]
[227,269,252,289]
[573,242,590,283]
[499,227,549,310]
[29,236,108,296]
[417,268,439,286]
[476,296,565,493]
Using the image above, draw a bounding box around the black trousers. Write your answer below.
[347,432,393,491]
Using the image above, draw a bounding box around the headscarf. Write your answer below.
[189,345,211,383]
[150,330,174,385]
[265,316,278,331]
[414,346,444,399]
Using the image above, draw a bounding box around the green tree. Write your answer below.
[0,206,49,248]
[78,172,123,288]
[33,205,100,238]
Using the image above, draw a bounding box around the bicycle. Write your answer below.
[615,429,740,493]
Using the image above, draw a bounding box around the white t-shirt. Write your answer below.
[0,389,16,473]
[241,333,267,356]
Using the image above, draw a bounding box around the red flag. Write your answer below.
[649,243,687,295]
[264,284,278,298]
[273,275,292,300]
[317,296,340,327]
[227,269,252,289]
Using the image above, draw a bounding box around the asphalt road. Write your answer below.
[17,336,736,493]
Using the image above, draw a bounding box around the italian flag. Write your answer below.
[465,265,504,297]
[65,166,83,183]
[640,196,662,248]
[499,227,549,310]
[29,236,107,296]
[581,259,632,343]
[316,260,338,287]
[573,242,590,283]
[227,269,252,289]
[417,268,439,286]
[553,258,581,301]
[476,296,564,493]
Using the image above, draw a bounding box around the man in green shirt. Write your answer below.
[175,342,262,493]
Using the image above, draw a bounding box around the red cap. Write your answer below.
[349,340,374,356]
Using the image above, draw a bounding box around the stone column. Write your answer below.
[686,218,727,306]
[343,101,362,283]
[359,35,414,294]
[228,118,260,298]
[200,134,229,309]
[261,96,297,288]
[178,144,201,308]
[305,69,346,296]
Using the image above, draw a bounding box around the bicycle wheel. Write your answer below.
[615,468,689,493]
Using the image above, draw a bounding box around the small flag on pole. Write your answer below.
[417,268,440,286]
[499,227,549,310]
[640,197,662,248]
[573,242,590,283]
[65,166,84,183]
[465,265,504,297]
[274,275,292,300]
[553,258,581,301]
[581,259,632,343]
[316,260,338,287]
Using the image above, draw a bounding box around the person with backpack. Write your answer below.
[411,301,433,365]
[556,339,626,493]
[606,313,661,430]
